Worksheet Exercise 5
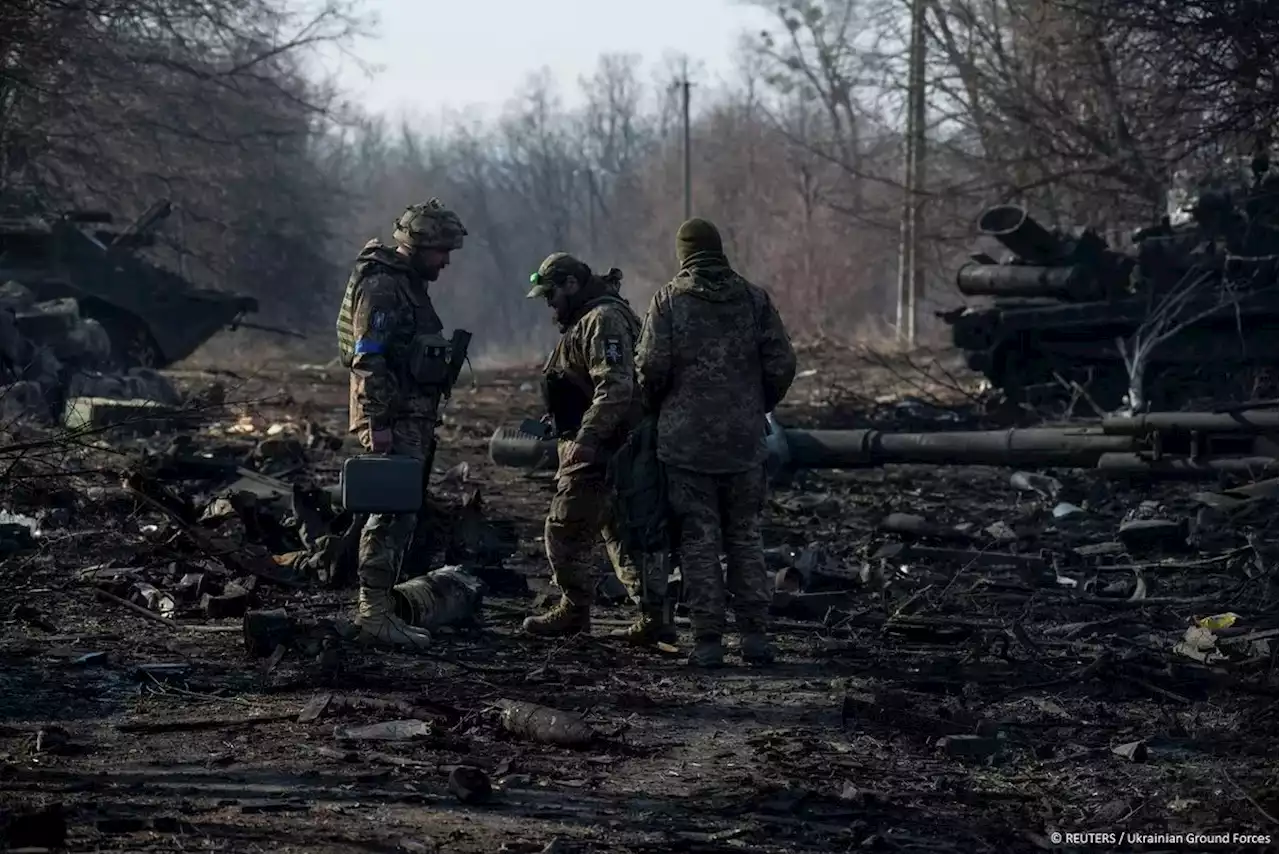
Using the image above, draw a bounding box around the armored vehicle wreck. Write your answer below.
[940,157,1279,410]
[0,198,259,369]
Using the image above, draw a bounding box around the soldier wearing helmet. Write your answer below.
[522,252,673,644]
[335,199,467,650]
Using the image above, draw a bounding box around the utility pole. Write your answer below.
[896,0,928,347]
[584,166,597,251]
[672,60,693,220]
[177,203,187,279]
[907,0,928,346]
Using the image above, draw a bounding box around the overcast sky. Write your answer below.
[323,0,776,121]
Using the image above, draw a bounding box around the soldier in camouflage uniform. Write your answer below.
[335,199,467,650]
[635,218,797,667]
[523,253,672,643]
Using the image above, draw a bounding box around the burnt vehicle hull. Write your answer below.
[944,286,1279,410]
[0,200,258,369]
[942,167,1279,410]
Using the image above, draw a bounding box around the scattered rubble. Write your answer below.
[497,700,600,748]
[1,284,183,426]
[448,766,493,804]
[0,357,1275,853]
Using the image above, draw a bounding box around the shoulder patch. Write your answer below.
[370,309,389,332]
[603,337,624,366]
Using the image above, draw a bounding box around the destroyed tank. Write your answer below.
[939,155,1279,410]
[0,197,260,368]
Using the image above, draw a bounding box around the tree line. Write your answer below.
[2,0,1274,364]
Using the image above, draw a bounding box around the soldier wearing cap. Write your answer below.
[335,199,467,649]
[522,253,672,643]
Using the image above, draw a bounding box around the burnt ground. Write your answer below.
[1,346,1277,854]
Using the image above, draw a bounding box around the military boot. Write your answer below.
[740,633,777,665]
[522,596,591,637]
[357,586,432,651]
[687,636,726,668]
[608,608,678,647]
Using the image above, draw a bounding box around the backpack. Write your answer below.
[606,415,668,554]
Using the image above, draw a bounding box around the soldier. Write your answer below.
[635,218,797,667]
[335,199,468,650]
[522,252,672,644]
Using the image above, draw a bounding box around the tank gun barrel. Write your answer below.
[779,426,1133,469]
[488,408,1279,481]
[977,205,1063,264]
[1101,409,1277,435]
[955,263,1102,300]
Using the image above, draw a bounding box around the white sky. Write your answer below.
[322,0,776,121]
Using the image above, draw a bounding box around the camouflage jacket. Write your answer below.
[341,241,452,434]
[635,262,797,474]
[543,294,643,476]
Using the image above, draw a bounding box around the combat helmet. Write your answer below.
[393,198,467,251]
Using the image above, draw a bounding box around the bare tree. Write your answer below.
[317,2,1274,365]
[1065,0,1277,162]
[1117,256,1273,413]
[1,0,365,331]
[575,54,656,257]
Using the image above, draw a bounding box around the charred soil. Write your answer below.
[1,351,1276,853]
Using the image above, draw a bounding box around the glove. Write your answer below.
[369,427,393,454]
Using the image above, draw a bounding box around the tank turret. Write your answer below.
[940,159,1279,410]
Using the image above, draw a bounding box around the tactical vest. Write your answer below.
[541,369,593,437]
[336,264,366,368]
[336,249,404,368]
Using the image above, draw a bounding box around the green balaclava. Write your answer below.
[675,217,729,271]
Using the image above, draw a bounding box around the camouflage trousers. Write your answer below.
[544,471,667,608]
[666,464,770,639]
[356,418,435,591]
